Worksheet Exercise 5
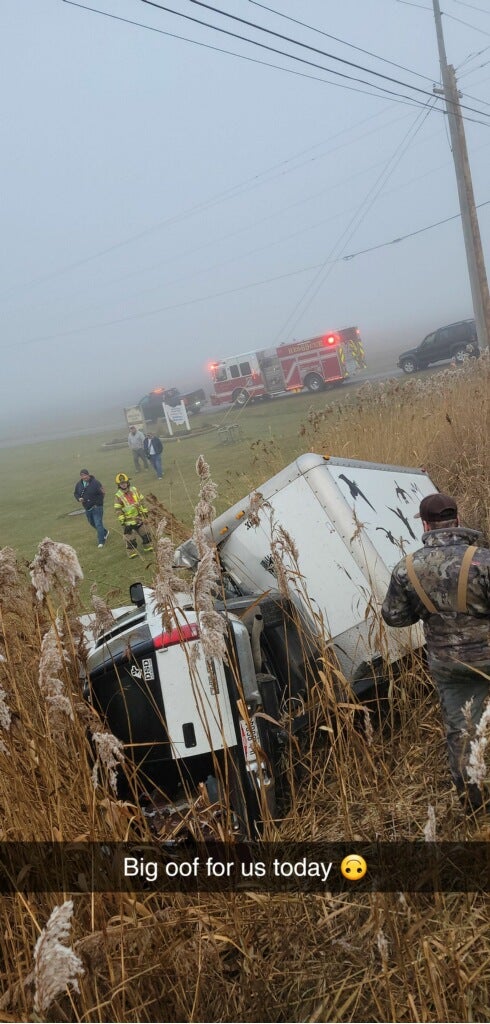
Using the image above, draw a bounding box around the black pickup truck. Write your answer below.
[139,386,206,421]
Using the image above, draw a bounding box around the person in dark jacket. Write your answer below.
[143,432,164,479]
[382,492,490,813]
[74,469,109,548]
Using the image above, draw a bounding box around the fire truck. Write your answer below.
[209,326,365,407]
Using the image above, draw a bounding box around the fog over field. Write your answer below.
[2,0,489,437]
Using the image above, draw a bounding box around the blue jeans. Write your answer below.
[86,505,107,545]
[149,453,163,479]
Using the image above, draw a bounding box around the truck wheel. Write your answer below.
[304,373,324,393]
[232,388,250,407]
[400,358,417,374]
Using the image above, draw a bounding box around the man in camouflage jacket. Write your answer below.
[382,492,490,813]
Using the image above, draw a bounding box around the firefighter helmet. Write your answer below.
[115,472,130,485]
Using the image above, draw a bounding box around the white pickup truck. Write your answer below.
[87,455,437,836]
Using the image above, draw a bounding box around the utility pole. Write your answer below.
[432,0,490,352]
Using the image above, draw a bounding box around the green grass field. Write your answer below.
[0,389,343,606]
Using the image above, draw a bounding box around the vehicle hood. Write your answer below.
[398,347,419,362]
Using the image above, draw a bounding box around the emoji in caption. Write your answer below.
[340,855,367,881]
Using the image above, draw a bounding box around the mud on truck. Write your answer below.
[84,455,437,838]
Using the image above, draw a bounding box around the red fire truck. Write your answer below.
[209,327,365,406]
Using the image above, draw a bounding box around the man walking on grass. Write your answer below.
[74,469,109,548]
[144,432,164,479]
[382,492,490,814]
[127,425,149,472]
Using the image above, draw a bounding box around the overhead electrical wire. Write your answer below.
[62,1,490,128]
[61,1,440,112]
[449,0,490,13]
[247,0,436,83]
[271,100,437,343]
[6,194,490,352]
[441,10,490,37]
[0,58,416,305]
[138,0,490,120]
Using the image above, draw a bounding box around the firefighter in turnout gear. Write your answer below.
[114,473,153,558]
[382,492,490,814]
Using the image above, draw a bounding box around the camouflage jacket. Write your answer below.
[381,527,490,666]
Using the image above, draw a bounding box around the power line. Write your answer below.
[393,0,431,9]
[272,101,437,343]
[442,10,490,37]
[11,112,484,350]
[457,43,490,74]
[62,1,490,129]
[247,0,436,83]
[343,200,490,259]
[138,0,490,119]
[449,0,490,15]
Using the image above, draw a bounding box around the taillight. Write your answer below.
[153,623,199,649]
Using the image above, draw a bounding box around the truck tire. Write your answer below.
[232,388,250,407]
[304,373,324,393]
[400,357,417,374]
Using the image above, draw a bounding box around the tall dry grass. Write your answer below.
[302,352,490,537]
[0,358,489,1022]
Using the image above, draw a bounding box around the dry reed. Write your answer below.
[0,359,488,1022]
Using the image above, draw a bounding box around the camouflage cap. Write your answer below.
[415,492,458,522]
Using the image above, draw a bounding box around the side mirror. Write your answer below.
[129,582,145,607]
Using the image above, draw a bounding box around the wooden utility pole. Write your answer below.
[432,0,490,352]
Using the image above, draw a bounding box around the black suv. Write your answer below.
[397,319,479,374]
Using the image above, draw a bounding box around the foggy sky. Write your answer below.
[2,0,490,432]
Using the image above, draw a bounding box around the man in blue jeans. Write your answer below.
[74,469,109,548]
[144,432,164,479]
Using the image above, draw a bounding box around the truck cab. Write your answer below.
[85,583,320,837]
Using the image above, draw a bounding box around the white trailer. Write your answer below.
[176,454,438,679]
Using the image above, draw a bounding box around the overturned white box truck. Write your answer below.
[87,455,437,836]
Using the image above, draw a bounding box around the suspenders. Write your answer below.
[405,546,477,615]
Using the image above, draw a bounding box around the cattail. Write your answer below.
[38,626,74,737]
[33,900,84,1016]
[363,707,374,747]
[0,686,11,754]
[0,685,11,734]
[246,491,265,529]
[423,804,437,842]
[153,519,188,628]
[467,701,490,790]
[90,587,115,640]
[462,697,475,735]
[30,538,83,602]
[191,459,228,663]
[376,928,389,966]
[270,524,299,598]
[0,546,19,590]
[38,625,68,696]
[191,549,227,663]
[91,731,125,796]
[193,456,218,557]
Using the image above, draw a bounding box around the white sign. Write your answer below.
[162,401,190,435]
[124,406,146,430]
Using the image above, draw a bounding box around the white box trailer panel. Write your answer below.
[326,460,435,572]
[208,454,438,676]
